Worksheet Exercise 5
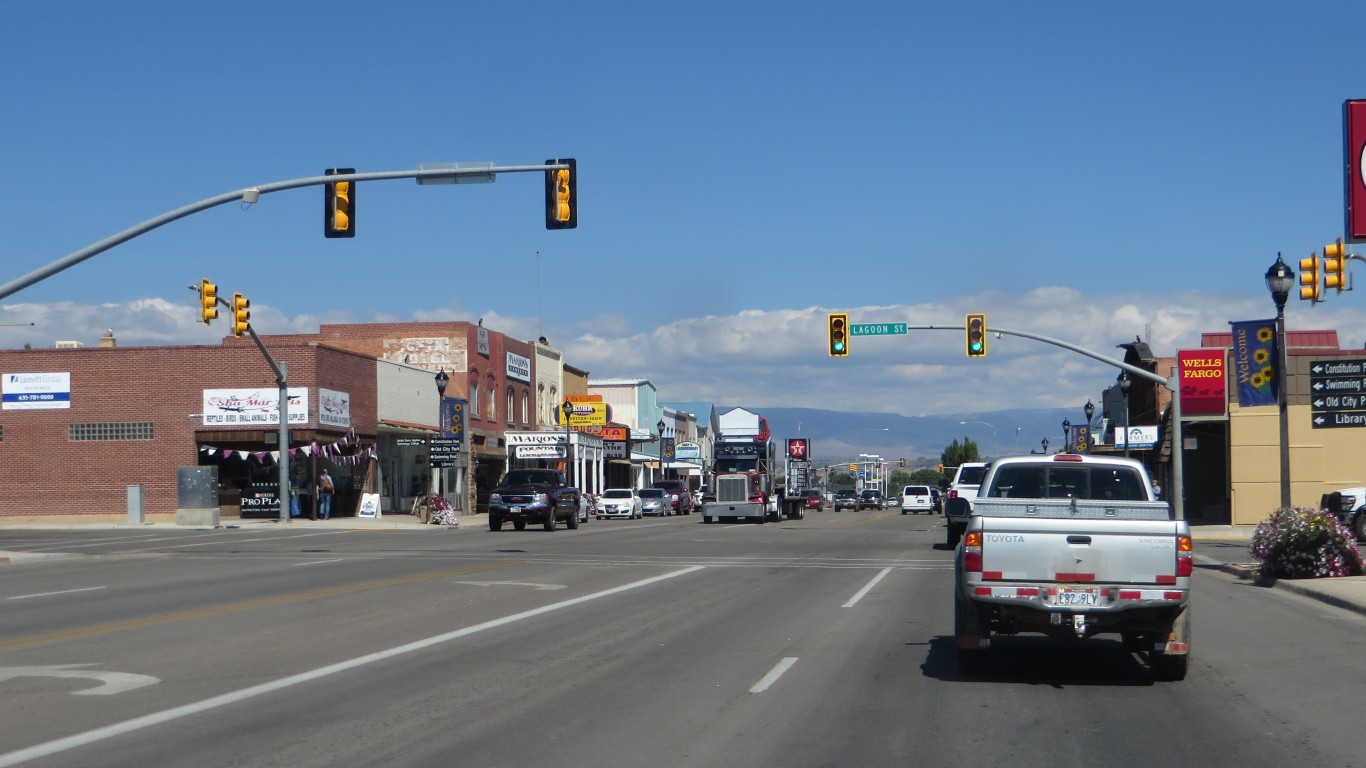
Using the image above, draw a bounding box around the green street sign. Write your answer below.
[849,323,908,336]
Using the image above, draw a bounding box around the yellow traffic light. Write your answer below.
[325,168,356,238]
[965,313,987,357]
[231,293,251,337]
[544,158,577,230]
[828,313,849,356]
[849,464,857,472]
[1324,238,1347,293]
[199,278,218,324]
[1299,253,1321,302]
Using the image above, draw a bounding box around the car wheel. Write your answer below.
[1354,511,1366,542]
[489,516,503,532]
[567,510,579,529]
[544,511,558,531]
[947,523,962,548]
[703,516,712,524]
[1150,651,1189,681]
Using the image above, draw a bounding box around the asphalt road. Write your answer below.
[1,512,1363,767]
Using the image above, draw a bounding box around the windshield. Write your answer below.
[500,470,557,488]
[601,489,632,499]
[956,466,987,485]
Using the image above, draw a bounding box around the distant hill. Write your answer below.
[739,406,1086,466]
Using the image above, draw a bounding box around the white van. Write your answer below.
[900,485,934,514]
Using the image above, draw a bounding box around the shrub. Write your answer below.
[1249,506,1363,579]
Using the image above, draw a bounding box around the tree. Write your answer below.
[941,437,981,472]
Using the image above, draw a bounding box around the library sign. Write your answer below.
[1310,359,1366,429]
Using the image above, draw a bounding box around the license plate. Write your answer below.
[1056,588,1098,606]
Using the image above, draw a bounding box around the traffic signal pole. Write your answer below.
[0,162,571,303]
[913,322,1185,521]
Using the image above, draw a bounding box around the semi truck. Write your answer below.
[702,408,779,523]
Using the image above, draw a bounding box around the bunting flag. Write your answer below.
[1230,319,1278,407]
[198,433,377,466]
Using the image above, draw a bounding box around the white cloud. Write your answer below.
[4,289,1364,417]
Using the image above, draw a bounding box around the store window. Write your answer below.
[469,373,479,420]
[506,387,515,426]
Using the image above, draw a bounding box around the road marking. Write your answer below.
[292,559,343,567]
[0,565,704,768]
[750,657,798,693]
[8,587,106,601]
[0,560,522,652]
[0,664,159,696]
[843,567,891,608]
[456,581,566,591]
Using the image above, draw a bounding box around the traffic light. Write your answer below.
[544,158,577,230]
[324,168,356,238]
[1324,238,1347,294]
[849,464,857,472]
[828,313,849,356]
[899,458,906,468]
[199,278,218,324]
[231,293,251,337]
[1299,253,1321,302]
[965,313,987,357]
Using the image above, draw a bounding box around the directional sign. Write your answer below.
[0,664,159,696]
[429,437,463,466]
[1309,359,1366,428]
[849,323,908,336]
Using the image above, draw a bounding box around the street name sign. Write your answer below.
[1309,359,1366,428]
[849,323,908,336]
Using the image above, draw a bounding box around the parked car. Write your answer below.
[652,479,694,515]
[487,468,581,532]
[800,488,825,511]
[597,488,642,519]
[858,489,884,510]
[833,489,859,511]
[930,487,943,514]
[900,484,934,515]
[638,488,672,516]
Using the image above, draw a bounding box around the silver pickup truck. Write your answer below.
[953,454,1192,680]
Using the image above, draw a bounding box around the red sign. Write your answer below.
[786,438,809,459]
[1178,349,1227,417]
[1346,99,1366,243]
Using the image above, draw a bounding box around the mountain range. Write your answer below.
[750,406,1087,467]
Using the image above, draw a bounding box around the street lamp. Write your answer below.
[959,421,997,458]
[1118,372,1132,459]
[434,369,449,495]
[1084,399,1095,426]
[1266,254,1294,508]
[1041,437,1049,455]
[1062,418,1071,454]
[657,419,667,482]
[562,400,574,486]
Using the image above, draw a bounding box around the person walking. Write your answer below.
[318,469,335,520]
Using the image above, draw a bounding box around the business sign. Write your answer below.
[1310,358,1366,428]
[1177,349,1227,417]
[505,351,531,383]
[202,388,308,425]
[563,401,607,427]
[1346,99,1366,243]
[674,440,702,460]
[1114,425,1159,449]
[786,438,809,459]
[429,437,462,467]
[516,445,565,459]
[508,432,566,445]
[2,372,71,410]
[605,440,628,459]
[319,387,352,428]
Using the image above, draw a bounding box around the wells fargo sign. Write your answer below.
[1178,349,1227,417]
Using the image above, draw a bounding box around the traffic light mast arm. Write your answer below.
[910,322,1184,521]
[0,162,571,304]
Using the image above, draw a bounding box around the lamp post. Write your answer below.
[562,400,574,486]
[959,421,997,458]
[657,419,667,483]
[1083,399,1095,453]
[434,369,449,496]
[1266,254,1294,508]
[1118,372,1132,459]
[1062,418,1071,454]
[1041,437,1049,455]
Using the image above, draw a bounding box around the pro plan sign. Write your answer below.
[1310,358,1366,428]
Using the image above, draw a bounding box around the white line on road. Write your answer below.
[7,587,106,601]
[842,567,891,608]
[750,657,798,693]
[292,559,343,567]
[0,565,706,768]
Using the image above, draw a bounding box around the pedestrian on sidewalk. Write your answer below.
[318,469,335,520]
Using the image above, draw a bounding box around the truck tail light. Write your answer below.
[1176,535,1193,577]
[963,531,983,573]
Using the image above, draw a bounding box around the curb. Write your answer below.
[1214,562,1366,619]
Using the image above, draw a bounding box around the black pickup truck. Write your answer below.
[488,468,582,532]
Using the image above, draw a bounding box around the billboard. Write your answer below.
[1347,99,1366,243]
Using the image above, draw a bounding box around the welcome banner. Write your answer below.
[1229,319,1278,407]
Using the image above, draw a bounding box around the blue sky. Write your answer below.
[3,1,1365,417]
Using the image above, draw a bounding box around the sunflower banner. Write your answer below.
[1230,319,1278,407]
